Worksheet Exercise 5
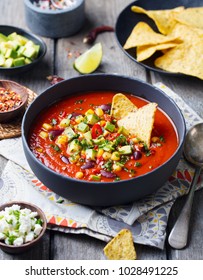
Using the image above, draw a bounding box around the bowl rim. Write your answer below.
[24,0,84,15]
[22,73,186,186]
[0,80,29,115]
[0,201,47,249]
[0,25,47,71]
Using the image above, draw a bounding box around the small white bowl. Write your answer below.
[24,0,85,38]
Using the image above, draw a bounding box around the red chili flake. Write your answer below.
[83,25,114,44]
[0,88,22,112]
[47,75,65,85]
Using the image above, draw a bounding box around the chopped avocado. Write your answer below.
[118,126,129,136]
[0,32,40,68]
[17,46,26,56]
[68,139,82,153]
[84,131,92,141]
[4,58,13,68]
[86,113,99,125]
[103,143,115,152]
[25,58,32,65]
[13,57,25,67]
[63,127,78,141]
[5,48,17,59]
[93,136,105,145]
[104,121,115,132]
[77,122,89,133]
[118,145,132,155]
[90,174,101,181]
[85,149,97,161]
[23,46,36,59]
[0,54,5,66]
[0,33,8,42]
[59,118,70,128]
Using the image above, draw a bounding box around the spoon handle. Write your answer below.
[168,166,201,249]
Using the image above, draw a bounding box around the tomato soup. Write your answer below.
[29,91,178,182]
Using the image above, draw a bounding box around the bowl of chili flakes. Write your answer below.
[0,80,29,123]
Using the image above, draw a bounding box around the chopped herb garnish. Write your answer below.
[75,99,84,104]
[114,176,121,182]
[120,155,129,165]
[51,118,57,126]
[103,160,113,171]
[50,144,61,152]
[135,162,142,167]
[56,199,65,204]
[160,135,165,142]
[123,167,129,172]
[145,150,151,157]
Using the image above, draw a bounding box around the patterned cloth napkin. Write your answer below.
[0,83,202,249]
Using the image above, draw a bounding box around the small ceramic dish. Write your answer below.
[24,0,85,38]
[0,25,46,75]
[0,201,47,254]
[0,80,29,123]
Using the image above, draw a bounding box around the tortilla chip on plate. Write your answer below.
[118,102,157,148]
[131,5,184,35]
[174,7,203,29]
[168,22,203,44]
[137,42,180,61]
[123,22,180,50]
[155,40,203,80]
[103,229,137,260]
[111,93,138,119]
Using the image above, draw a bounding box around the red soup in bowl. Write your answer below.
[29,91,178,183]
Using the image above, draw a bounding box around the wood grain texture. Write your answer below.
[0,0,203,260]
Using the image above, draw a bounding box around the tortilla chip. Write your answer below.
[111,93,138,119]
[155,41,203,80]
[123,22,180,50]
[137,42,179,61]
[168,23,203,44]
[103,229,137,260]
[118,103,157,148]
[131,5,184,35]
[174,7,203,29]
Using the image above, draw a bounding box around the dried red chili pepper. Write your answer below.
[83,25,114,44]
[47,75,65,85]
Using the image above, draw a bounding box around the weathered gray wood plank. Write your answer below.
[0,0,53,260]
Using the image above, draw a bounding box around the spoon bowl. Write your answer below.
[184,123,203,167]
[168,122,203,249]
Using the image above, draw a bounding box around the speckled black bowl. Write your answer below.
[22,74,186,206]
[24,0,85,38]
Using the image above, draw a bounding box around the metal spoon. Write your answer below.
[168,122,203,249]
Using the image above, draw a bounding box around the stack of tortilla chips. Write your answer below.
[124,6,203,79]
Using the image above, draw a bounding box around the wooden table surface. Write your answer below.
[0,0,203,260]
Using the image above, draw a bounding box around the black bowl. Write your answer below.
[0,25,46,75]
[22,74,186,206]
[115,0,203,77]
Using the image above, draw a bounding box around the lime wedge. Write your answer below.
[74,43,102,74]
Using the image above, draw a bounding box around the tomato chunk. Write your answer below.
[91,123,103,139]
